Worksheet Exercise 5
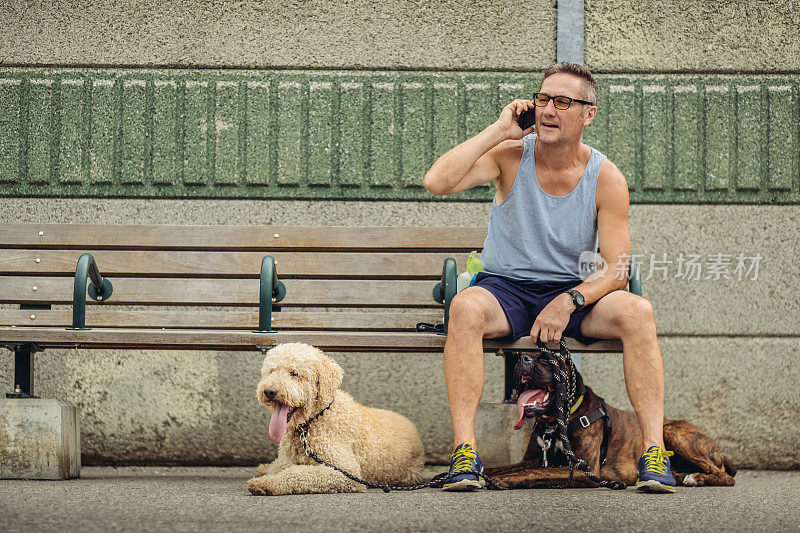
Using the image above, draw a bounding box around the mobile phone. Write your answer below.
[517,106,536,130]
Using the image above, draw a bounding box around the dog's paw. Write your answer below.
[682,473,703,487]
[487,480,509,491]
[247,477,274,496]
[254,463,270,477]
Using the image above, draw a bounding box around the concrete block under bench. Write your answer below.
[0,398,80,479]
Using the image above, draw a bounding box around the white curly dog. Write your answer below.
[248,343,425,495]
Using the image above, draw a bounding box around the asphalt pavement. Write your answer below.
[1,467,798,532]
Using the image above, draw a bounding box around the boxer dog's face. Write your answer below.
[513,351,562,421]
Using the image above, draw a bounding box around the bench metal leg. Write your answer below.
[503,350,519,404]
[7,343,37,399]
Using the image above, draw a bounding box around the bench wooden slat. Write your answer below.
[0,224,489,251]
[0,327,623,352]
[0,277,440,307]
[0,250,468,278]
[0,310,442,330]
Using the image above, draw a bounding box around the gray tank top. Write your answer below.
[480,133,606,282]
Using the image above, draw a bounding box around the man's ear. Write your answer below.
[316,354,344,404]
[582,105,597,128]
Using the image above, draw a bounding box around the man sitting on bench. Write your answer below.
[423,62,675,493]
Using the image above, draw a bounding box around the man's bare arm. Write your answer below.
[566,159,631,304]
[423,99,534,196]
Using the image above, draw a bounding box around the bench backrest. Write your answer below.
[0,224,487,332]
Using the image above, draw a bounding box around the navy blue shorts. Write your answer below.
[472,272,607,345]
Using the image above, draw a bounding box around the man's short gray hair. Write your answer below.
[542,62,598,106]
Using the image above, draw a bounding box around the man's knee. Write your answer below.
[447,290,492,334]
[616,296,656,339]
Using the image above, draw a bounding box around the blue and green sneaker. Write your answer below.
[635,446,676,493]
[442,443,485,491]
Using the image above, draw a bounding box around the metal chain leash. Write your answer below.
[536,340,627,490]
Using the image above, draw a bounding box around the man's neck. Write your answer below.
[535,136,584,172]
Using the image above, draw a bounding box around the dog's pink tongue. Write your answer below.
[514,389,545,430]
[269,404,292,442]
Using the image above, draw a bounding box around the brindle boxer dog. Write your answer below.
[483,350,736,489]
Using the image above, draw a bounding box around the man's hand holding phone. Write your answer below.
[494,99,535,141]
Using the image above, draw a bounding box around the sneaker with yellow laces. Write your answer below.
[442,443,485,491]
[635,445,676,493]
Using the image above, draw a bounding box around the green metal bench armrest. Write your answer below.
[70,253,113,330]
[258,255,286,333]
[432,258,457,334]
[628,258,642,296]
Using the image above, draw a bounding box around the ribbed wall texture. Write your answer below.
[0,69,798,203]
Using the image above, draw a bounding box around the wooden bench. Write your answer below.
[0,224,640,400]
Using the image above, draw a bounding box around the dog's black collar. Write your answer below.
[296,399,335,434]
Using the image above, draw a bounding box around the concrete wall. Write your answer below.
[585,0,800,72]
[1,199,798,468]
[5,0,797,73]
[0,0,557,71]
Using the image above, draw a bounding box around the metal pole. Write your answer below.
[557,0,586,372]
[557,0,584,64]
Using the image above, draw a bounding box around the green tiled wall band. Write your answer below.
[0,69,797,203]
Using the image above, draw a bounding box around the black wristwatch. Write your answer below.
[566,289,585,312]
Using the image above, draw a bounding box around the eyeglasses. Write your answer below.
[533,92,595,110]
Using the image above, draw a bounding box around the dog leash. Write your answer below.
[534,340,626,490]
[295,401,505,492]
[293,340,626,491]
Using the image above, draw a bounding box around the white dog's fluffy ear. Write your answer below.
[316,353,343,404]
